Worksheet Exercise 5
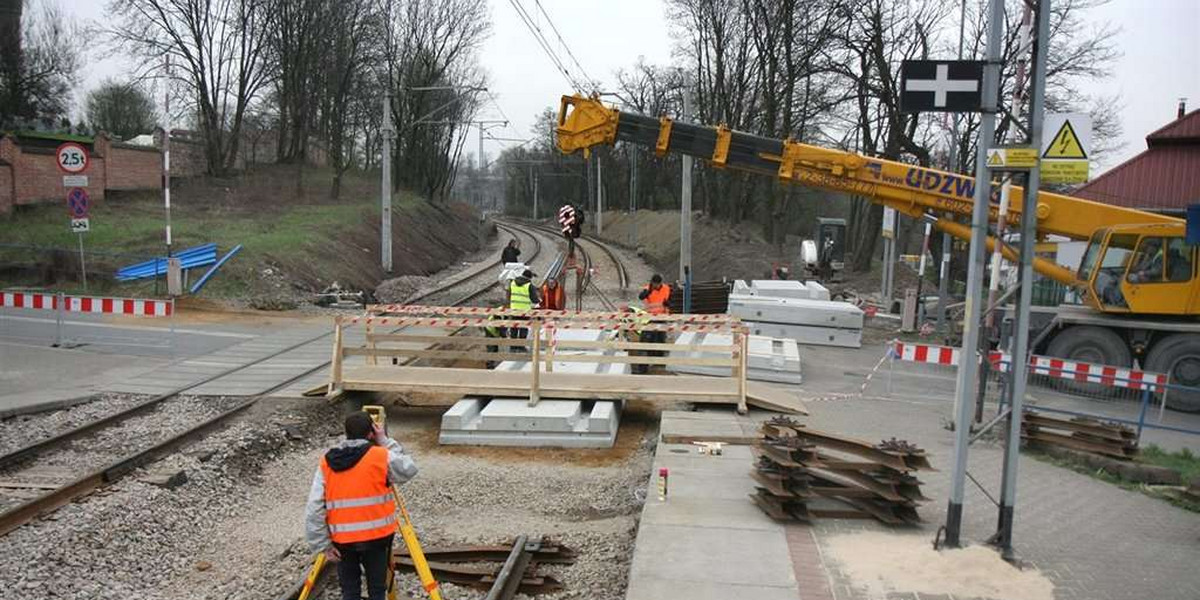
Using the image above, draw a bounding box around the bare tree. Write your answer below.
[108,0,274,175]
[1,0,82,128]
[86,79,157,139]
[385,0,490,202]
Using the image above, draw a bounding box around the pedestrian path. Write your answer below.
[103,325,335,396]
[625,410,815,600]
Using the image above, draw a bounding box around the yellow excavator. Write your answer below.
[554,94,1200,411]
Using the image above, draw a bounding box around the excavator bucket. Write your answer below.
[556,95,619,156]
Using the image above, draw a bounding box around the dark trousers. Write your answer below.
[508,317,529,352]
[633,330,667,374]
[334,534,394,600]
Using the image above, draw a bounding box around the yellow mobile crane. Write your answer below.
[554,95,1200,411]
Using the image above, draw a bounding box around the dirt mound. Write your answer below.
[375,275,432,303]
[594,209,790,283]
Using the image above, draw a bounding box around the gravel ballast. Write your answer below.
[0,401,658,600]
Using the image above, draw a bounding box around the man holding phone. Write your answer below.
[305,412,418,600]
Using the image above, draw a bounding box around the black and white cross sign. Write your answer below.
[900,60,986,113]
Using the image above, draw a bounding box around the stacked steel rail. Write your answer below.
[750,416,932,525]
[1021,410,1139,459]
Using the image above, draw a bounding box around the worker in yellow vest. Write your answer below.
[305,412,418,600]
[506,269,541,350]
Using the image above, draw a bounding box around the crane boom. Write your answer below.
[554,95,1183,288]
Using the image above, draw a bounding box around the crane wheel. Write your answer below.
[1145,334,1200,413]
[1044,326,1131,398]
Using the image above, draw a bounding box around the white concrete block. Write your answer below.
[668,333,802,384]
[744,321,862,348]
[439,398,620,448]
[440,397,484,429]
[479,399,582,432]
[804,280,831,301]
[728,296,863,329]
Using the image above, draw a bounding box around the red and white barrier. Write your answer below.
[1028,356,1166,391]
[890,340,1166,392]
[1,291,173,317]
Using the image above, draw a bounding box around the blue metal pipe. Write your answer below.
[189,244,243,294]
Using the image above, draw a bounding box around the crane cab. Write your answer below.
[1076,223,1199,316]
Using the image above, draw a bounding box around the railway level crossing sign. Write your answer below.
[900,60,987,113]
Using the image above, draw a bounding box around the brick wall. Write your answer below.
[105,143,163,190]
[0,163,11,215]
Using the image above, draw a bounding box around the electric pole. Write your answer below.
[381,92,393,273]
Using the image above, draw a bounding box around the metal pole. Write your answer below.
[596,152,603,235]
[995,0,1050,559]
[937,0,968,334]
[629,145,638,246]
[77,233,88,291]
[381,92,393,273]
[917,222,932,323]
[986,5,1034,331]
[680,91,693,285]
[478,123,485,171]
[163,55,172,260]
[945,0,1004,549]
[533,171,539,220]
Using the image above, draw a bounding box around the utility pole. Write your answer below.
[532,170,539,220]
[680,91,693,289]
[478,124,486,172]
[944,0,1003,549]
[596,152,603,235]
[995,0,1051,559]
[381,92,393,273]
[629,145,638,247]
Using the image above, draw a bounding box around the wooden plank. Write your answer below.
[368,333,510,346]
[549,354,737,367]
[338,365,806,413]
[345,348,527,361]
[530,322,542,406]
[554,339,739,353]
[328,321,344,395]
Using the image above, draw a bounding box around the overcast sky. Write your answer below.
[63,0,1198,172]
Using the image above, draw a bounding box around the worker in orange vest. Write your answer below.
[634,274,672,373]
[639,274,671,314]
[306,412,418,600]
[540,276,566,311]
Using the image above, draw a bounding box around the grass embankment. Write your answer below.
[0,165,479,301]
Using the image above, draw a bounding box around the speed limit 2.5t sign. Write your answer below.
[56,142,90,174]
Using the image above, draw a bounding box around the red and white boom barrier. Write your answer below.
[891,340,1166,392]
[1,291,173,317]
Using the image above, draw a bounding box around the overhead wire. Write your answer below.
[506,0,588,92]
[532,0,597,92]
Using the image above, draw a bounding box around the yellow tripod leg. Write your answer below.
[297,552,327,600]
[393,486,442,600]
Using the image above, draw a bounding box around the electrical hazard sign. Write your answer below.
[1040,113,1092,184]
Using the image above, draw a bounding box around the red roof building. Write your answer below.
[1073,103,1200,216]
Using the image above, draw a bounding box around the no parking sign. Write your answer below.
[67,187,90,218]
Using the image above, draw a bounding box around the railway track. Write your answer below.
[522,221,629,290]
[405,223,545,307]
[0,219,549,538]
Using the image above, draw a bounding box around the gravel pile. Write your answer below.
[0,393,151,454]
[375,275,434,303]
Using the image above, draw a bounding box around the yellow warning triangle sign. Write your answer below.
[987,150,1004,167]
[1044,120,1088,159]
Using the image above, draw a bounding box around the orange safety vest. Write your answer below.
[540,282,566,311]
[642,284,671,315]
[320,445,397,545]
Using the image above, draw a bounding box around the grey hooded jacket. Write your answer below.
[304,437,418,552]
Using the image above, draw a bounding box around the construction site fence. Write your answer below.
[0,289,176,352]
[884,339,1200,446]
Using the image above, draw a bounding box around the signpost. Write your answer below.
[900,60,986,113]
[66,187,90,290]
[1040,113,1092,183]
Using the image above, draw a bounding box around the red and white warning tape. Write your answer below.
[1,291,173,317]
[343,314,746,334]
[890,340,1166,392]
